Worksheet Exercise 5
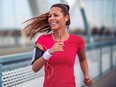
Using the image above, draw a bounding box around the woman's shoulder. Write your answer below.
[70,34,84,40]
[35,33,51,42]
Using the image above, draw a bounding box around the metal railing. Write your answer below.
[0,52,43,87]
[0,40,116,87]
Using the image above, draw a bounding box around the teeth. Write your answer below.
[51,23,56,25]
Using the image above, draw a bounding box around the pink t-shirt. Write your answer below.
[35,34,85,87]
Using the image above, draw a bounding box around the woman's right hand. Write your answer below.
[49,42,64,55]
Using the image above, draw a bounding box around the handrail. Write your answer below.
[86,40,116,50]
[0,52,32,63]
[0,40,116,65]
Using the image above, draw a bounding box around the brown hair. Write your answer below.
[51,3,70,25]
[22,3,70,40]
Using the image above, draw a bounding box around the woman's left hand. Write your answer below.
[84,75,93,86]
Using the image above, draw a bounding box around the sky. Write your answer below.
[1,0,32,29]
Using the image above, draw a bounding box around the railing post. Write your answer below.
[110,44,113,69]
[0,64,2,87]
[99,47,102,76]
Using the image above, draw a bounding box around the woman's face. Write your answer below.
[48,7,67,30]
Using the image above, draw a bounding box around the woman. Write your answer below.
[23,3,92,87]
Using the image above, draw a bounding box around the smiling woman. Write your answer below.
[22,3,92,87]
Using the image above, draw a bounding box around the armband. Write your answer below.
[31,46,44,65]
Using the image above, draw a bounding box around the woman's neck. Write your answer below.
[52,29,69,42]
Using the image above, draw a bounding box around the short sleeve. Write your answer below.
[35,35,44,45]
[35,35,46,51]
[78,36,85,52]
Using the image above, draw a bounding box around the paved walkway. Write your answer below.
[92,67,116,87]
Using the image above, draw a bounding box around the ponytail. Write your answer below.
[22,12,51,40]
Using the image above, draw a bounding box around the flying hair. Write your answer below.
[22,3,71,40]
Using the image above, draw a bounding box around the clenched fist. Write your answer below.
[49,42,64,55]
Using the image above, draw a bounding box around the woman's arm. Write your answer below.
[32,42,64,73]
[32,43,46,73]
[78,49,92,86]
[78,49,89,76]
